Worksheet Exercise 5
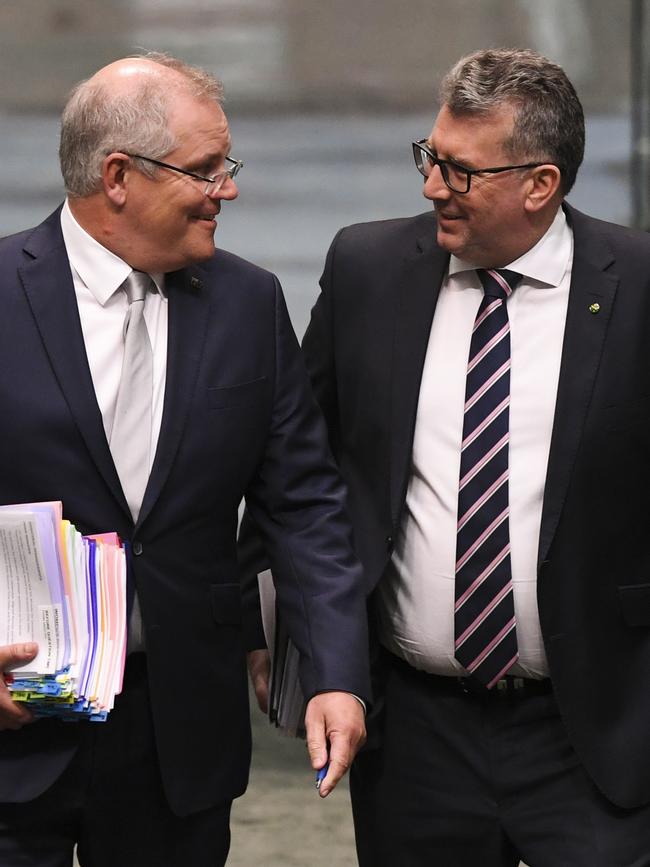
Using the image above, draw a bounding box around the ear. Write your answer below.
[523,165,563,213]
[101,152,132,207]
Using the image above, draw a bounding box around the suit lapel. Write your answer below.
[138,267,210,527]
[538,206,618,563]
[19,213,130,517]
[390,223,449,529]
[19,213,212,528]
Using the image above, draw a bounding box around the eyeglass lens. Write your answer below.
[414,143,469,193]
[204,174,228,195]
[204,161,242,196]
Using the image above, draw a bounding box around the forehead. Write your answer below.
[429,103,516,163]
[167,93,231,152]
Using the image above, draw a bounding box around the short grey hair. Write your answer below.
[59,51,224,198]
[440,48,584,195]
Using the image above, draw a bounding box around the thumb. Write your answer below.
[0,642,38,672]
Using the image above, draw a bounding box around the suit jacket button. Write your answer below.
[132,541,143,556]
[385,535,393,552]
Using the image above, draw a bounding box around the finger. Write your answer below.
[304,707,328,771]
[0,706,35,730]
[246,650,270,714]
[0,683,34,731]
[253,676,269,714]
[0,643,38,731]
[0,641,38,671]
[316,732,351,798]
[246,650,271,714]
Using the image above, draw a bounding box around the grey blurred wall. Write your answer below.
[0,0,630,114]
[286,0,628,113]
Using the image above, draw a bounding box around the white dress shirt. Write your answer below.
[60,199,168,472]
[378,207,573,679]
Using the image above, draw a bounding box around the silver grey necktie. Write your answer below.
[110,270,154,523]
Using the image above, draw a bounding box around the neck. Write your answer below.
[68,195,139,267]
[68,194,114,246]
[485,202,562,270]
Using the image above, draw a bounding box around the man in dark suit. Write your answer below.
[0,53,369,866]
[248,47,650,865]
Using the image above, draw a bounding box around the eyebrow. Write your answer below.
[428,144,476,170]
[188,149,233,172]
[449,155,479,170]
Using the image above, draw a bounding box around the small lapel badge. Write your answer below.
[190,276,201,290]
[589,302,600,314]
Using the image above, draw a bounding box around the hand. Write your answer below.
[305,691,366,798]
[247,649,271,714]
[0,642,38,731]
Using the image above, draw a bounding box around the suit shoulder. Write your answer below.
[0,224,41,259]
[200,247,277,285]
[567,204,650,258]
[0,208,65,264]
[333,211,434,253]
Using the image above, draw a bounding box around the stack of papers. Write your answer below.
[257,569,306,738]
[0,502,127,722]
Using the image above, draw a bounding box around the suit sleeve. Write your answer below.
[239,228,344,649]
[301,228,344,458]
[242,271,370,704]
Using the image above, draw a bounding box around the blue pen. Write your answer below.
[315,762,329,790]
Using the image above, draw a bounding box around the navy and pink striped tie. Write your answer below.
[454,268,522,688]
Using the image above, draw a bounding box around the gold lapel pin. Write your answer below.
[589,302,600,314]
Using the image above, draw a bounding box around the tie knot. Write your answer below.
[123,270,154,305]
[476,268,522,301]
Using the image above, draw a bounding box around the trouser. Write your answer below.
[351,652,650,867]
[0,654,232,867]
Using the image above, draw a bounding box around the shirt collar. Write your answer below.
[448,207,572,288]
[60,199,165,303]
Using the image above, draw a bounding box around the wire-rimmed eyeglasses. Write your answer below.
[127,153,243,196]
[412,139,552,194]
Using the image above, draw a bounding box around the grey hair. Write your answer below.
[439,48,584,195]
[59,51,224,198]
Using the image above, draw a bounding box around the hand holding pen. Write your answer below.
[315,762,329,791]
[304,691,366,798]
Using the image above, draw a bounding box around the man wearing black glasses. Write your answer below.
[268,47,650,865]
[0,52,369,866]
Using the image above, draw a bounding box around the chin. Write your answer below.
[188,242,217,264]
[437,230,464,257]
[200,237,217,256]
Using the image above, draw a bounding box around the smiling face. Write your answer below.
[122,91,237,272]
[424,102,540,268]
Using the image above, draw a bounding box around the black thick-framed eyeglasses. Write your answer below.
[412,139,552,194]
[126,153,244,195]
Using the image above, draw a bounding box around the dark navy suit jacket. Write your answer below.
[299,203,650,810]
[0,207,370,816]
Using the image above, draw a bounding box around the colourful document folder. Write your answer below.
[0,502,126,721]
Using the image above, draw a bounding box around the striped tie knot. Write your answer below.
[476,268,522,301]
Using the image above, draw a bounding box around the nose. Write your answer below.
[423,163,450,202]
[209,176,239,202]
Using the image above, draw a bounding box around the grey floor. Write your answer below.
[229,699,357,866]
[4,108,628,867]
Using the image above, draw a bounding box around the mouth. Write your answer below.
[435,209,463,222]
[192,214,218,229]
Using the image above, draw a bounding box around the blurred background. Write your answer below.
[1,1,649,863]
[2,1,649,338]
